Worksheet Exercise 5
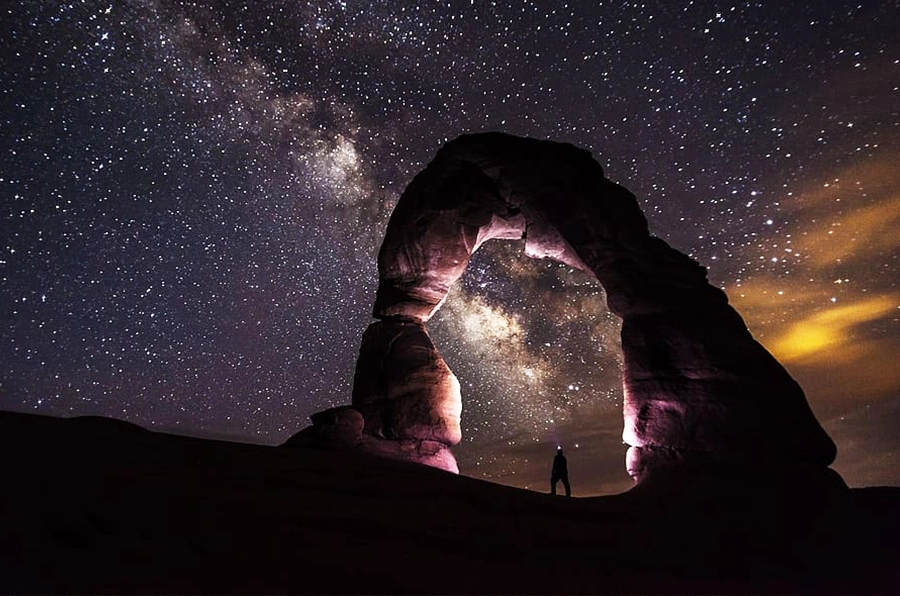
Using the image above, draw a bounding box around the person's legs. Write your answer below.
[550,476,557,495]
[562,476,571,497]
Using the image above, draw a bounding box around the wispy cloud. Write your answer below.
[729,149,900,412]
[769,296,896,363]
[783,156,900,270]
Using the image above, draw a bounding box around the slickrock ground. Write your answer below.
[2,410,897,594]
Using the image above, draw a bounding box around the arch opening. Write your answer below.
[425,241,627,492]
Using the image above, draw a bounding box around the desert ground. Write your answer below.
[2,410,897,594]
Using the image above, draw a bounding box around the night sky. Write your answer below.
[2,1,898,495]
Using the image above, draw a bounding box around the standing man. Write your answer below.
[551,445,571,497]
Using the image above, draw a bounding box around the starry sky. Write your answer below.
[2,1,898,495]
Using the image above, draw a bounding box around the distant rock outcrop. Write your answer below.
[290,132,837,482]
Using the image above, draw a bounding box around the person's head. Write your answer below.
[557,445,563,455]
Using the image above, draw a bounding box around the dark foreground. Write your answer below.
[2,410,898,595]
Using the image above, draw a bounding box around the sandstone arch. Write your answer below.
[294,132,837,482]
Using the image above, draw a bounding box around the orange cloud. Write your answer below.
[723,149,900,414]
[768,296,897,364]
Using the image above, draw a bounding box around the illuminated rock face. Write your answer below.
[300,132,837,480]
[352,320,462,447]
[284,405,459,473]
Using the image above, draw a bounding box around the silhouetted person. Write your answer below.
[551,446,571,497]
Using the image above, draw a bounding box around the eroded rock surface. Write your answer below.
[286,320,461,472]
[284,405,459,473]
[352,319,462,446]
[296,132,837,481]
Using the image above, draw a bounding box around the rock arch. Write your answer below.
[293,132,837,482]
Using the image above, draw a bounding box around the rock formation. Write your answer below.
[290,132,837,482]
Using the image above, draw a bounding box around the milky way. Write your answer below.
[2,1,898,494]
